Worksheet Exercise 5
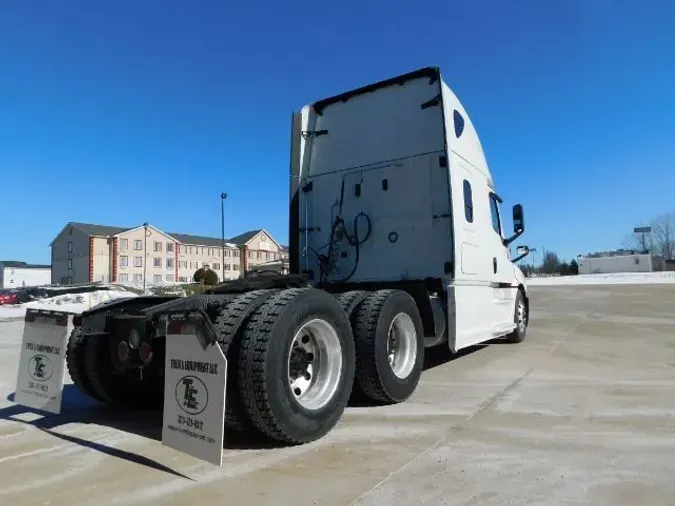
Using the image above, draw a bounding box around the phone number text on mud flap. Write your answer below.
[177,415,204,430]
[28,382,49,392]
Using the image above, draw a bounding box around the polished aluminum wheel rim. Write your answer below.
[387,312,417,379]
[517,300,527,332]
[287,318,343,410]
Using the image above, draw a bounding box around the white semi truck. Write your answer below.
[14,66,530,465]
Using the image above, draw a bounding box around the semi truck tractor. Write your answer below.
[14,66,530,465]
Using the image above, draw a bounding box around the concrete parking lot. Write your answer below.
[1,284,674,506]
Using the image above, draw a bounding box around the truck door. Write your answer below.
[487,192,518,330]
[447,157,497,352]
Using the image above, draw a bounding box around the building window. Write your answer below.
[133,274,143,282]
[66,276,72,284]
[202,262,208,268]
[68,258,73,269]
[120,238,128,250]
[118,273,128,282]
[68,241,73,253]
[153,274,162,283]
[233,250,239,258]
[233,264,239,271]
[153,241,162,252]
[134,240,142,250]
[224,264,231,271]
[249,251,254,258]
[167,242,174,252]
[153,257,161,267]
[134,256,143,267]
[180,261,187,269]
[463,179,473,223]
[489,194,501,235]
[212,263,220,271]
[166,258,174,269]
[61,277,67,284]
[179,276,187,282]
[120,255,128,267]
[166,274,174,282]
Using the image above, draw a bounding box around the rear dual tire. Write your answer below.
[351,289,425,404]
[237,288,356,444]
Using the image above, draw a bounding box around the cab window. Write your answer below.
[463,180,473,222]
[489,194,501,235]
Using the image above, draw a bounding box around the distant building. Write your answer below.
[0,261,51,289]
[577,249,664,274]
[50,222,288,285]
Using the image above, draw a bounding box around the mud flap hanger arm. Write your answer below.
[164,309,219,350]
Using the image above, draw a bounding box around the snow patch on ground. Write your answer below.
[0,289,136,320]
[526,271,675,286]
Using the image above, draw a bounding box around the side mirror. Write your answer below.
[513,245,530,263]
[513,204,524,234]
[504,204,525,247]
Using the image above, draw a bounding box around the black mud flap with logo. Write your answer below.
[161,310,227,466]
[14,309,74,414]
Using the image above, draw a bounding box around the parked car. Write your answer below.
[12,286,50,303]
[0,290,19,305]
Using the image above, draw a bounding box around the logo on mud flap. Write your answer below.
[175,375,208,415]
[28,354,53,382]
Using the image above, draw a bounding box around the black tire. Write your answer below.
[335,290,369,320]
[505,289,527,343]
[66,327,106,402]
[211,289,280,431]
[83,335,164,409]
[352,289,425,404]
[237,287,356,444]
[334,290,370,403]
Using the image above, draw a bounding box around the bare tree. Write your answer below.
[541,250,561,274]
[651,212,675,260]
[622,229,651,253]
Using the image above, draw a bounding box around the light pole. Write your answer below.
[143,221,149,293]
[221,192,228,283]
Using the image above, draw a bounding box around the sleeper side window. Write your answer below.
[463,180,473,222]
[489,194,502,235]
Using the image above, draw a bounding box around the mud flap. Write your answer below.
[14,309,74,414]
[161,311,227,466]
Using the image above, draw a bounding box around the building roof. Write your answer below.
[57,222,278,248]
[0,260,51,269]
[228,229,264,245]
[71,222,130,237]
[167,232,237,248]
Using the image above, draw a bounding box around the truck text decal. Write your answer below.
[170,359,219,375]
[25,342,62,355]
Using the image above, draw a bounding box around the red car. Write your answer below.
[0,291,19,305]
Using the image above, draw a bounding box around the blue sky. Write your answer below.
[1,0,674,265]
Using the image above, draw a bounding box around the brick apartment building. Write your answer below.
[50,222,288,285]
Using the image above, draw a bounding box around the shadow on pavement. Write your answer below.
[1,340,496,471]
[0,384,278,479]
